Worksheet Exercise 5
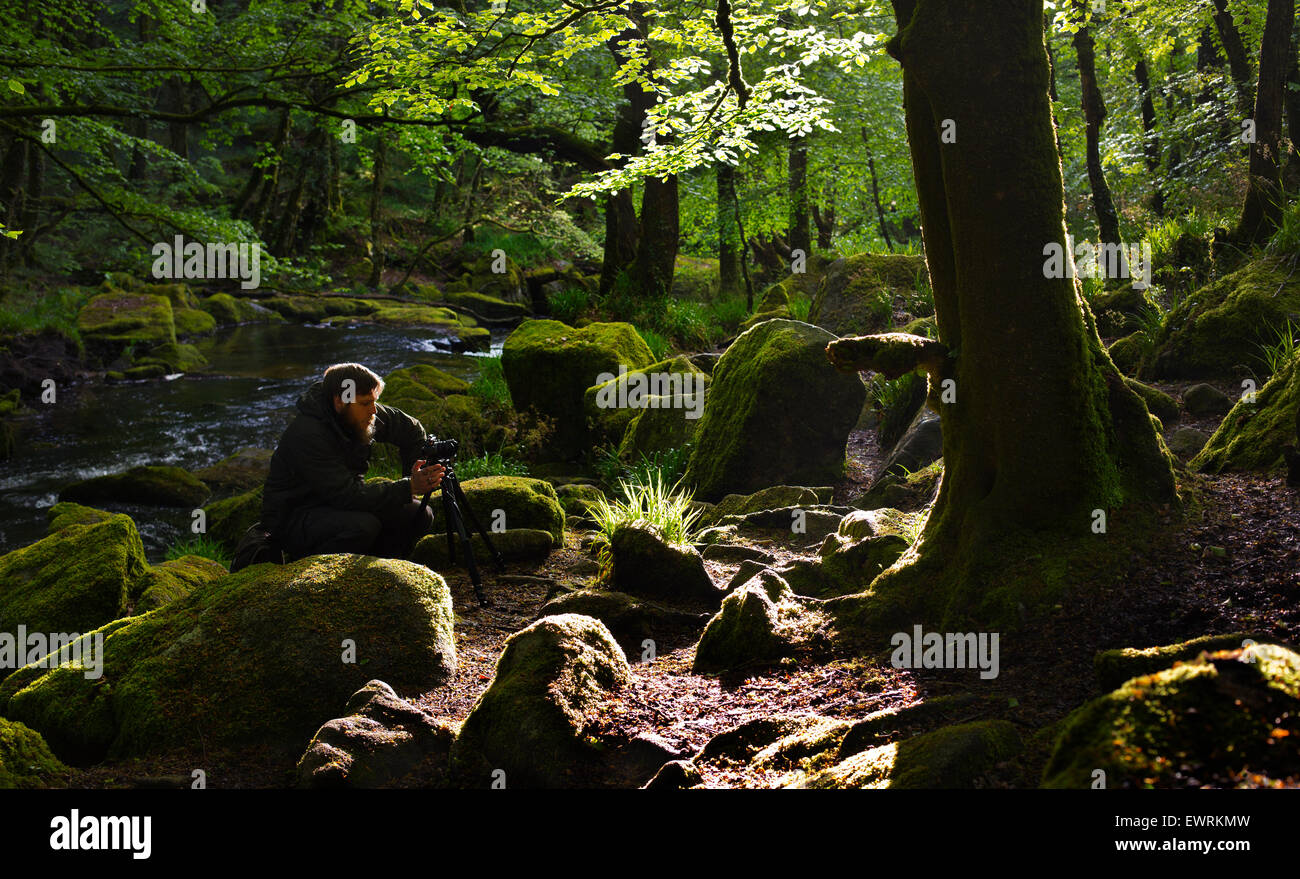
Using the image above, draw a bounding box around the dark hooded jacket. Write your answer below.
[260,380,427,537]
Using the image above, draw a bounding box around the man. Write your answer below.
[260,362,445,562]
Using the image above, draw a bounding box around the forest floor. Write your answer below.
[61,380,1300,788]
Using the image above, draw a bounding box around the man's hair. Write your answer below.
[323,363,384,403]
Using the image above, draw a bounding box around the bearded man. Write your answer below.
[260,362,445,562]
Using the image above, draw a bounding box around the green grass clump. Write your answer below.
[637,327,671,361]
[708,297,750,335]
[164,535,232,567]
[788,295,813,322]
[468,354,512,408]
[1257,316,1300,377]
[588,469,702,547]
[0,286,90,345]
[455,452,529,480]
[549,285,590,324]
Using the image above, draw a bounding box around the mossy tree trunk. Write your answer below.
[1073,18,1121,248]
[717,162,742,297]
[788,135,811,256]
[828,0,1176,637]
[1235,0,1295,244]
[1134,56,1165,217]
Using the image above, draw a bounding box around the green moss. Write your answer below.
[1107,333,1144,375]
[44,501,115,534]
[386,364,471,397]
[445,291,531,321]
[0,718,69,789]
[59,464,211,507]
[4,555,457,763]
[1193,356,1298,472]
[426,476,564,546]
[205,486,262,553]
[0,515,143,635]
[411,528,554,571]
[1146,256,1300,379]
[809,253,927,337]
[1091,287,1155,337]
[134,341,208,373]
[684,319,866,501]
[193,447,272,498]
[1123,378,1179,427]
[671,255,720,300]
[76,292,175,347]
[131,555,227,613]
[200,293,285,325]
[173,307,217,338]
[502,319,656,458]
[1094,632,1284,691]
[583,355,707,449]
[1043,646,1300,788]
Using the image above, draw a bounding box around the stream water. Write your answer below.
[0,322,507,562]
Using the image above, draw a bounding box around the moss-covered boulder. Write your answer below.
[1107,333,1144,375]
[535,589,705,660]
[1124,378,1179,427]
[133,341,208,373]
[297,679,455,789]
[807,253,927,337]
[1091,287,1156,338]
[173,307,217,338]
[684,319,865,501]
[609,523,722,607]
[1044,645,1300,788]
[697,485,824,528]
[1093,632,1283,691]
[817,530,911,597]
[503,320,655,458]
[693,570,805,673]
[0,718,68,789]
[793,720,1021,789]
[1192,356,1298,473]
[385,364,471,399]
[411,528,555,571]
[129,555,226,613]
[851,459,943,512]
[452,614,629,787]
[1167,427,1211,458]
[401,393,492,456]
[205,485,262,554]
[194,447,273,498]
[0,515,144,636]
[77,291,175,349]
[2,555,456,763]
[1183,382,1233,418]
[582,356,707,450]
[466,252,528,304]
[200,293,286,325]
[426,476,564,547]
[44,501,115,534]
[445,291,531,322]
[1145,256,1300,379]
[59,464,210,507]
[555,483,606,518]
[261,295,378,323]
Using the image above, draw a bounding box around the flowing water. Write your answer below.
[0,322,508,561]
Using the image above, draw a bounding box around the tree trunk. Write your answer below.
[813,200,836,250]
[1235,0,1295,244]
[1212,0,1256,118]
[1282,22,1300,186]
[1134,56,1165,217]
[827,0,1175,637]
[1073,22,1122,248]
[787,135,811,257]
[367,133,388,288]
[717,162,742,297]
[633,174,679,298]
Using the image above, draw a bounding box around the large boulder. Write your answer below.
[878,409,942,478]
[44,502,115,535]
[465,252,528,304]
[452,614,630,787]
[194,447,273,498]
[582,356,708,451]
[1144,255,1300,380]
[684,319,866,501]
[200,293,286,325]
[1182,382,1233,418]
[1043,644,1300,788]
[206,485,262,554]
[427,476,565,547]
[1192,356,1298,473]
[536,589,706,660]
[0,515,144,636]
[808,254,928,337]
[128,555,227,614]
[0,718,68,789]
[693,570,808,673]
[411,528,555,571]
[609,523,722,607]
[59,464,210,507]
[502,320,655,458]
[0,555,456,764]
[77,290,175,350]
[297,680,455,789]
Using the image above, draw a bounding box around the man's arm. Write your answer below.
[374,401,428,475]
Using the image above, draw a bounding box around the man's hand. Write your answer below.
[410,459,445,499]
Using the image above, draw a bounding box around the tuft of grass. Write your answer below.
[455,451,530,479]
[1266,198,1300,258]
[1133,302,1166,357]
[787,295,813,322]
[164,535,232,567]
[1257,317,1300,376]
[588,469,702,548]
[468,354,511,408]
[708,297,751,335]
[548,285,590,324]
[637,327,671,360]
[661,299,712,348]
[593,443,692,490]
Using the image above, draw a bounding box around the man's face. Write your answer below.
[334,388,379,443]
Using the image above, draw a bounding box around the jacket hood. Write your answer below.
[297,380,332,419]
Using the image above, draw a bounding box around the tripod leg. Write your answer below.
[454,478,507,571]
[443,479,488,606]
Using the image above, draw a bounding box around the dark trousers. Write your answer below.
[281,499,434,562]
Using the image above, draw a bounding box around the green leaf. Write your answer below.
[7,79,23,94]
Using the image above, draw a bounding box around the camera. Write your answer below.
[420,435,459,465]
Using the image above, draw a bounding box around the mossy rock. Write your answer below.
[1193,355,1299,473]
[410,528,554,571]
[1043,645,1300,788]
[426,476,564,547]
[129,555,227,613]
[451,614,630,788]
[297,679,455,789]
[0,718,68,789]
[1123,378,1179,427]
[1091,286,1155,338]
[609,523,722,607]
[554,483,606,517]
[817,532,911,596]
[808,253,927,337]
[684,319,866,501]
[205,485,262,554]
[1107,333,1145,376]
[123,363,168,380]
[467,252,528,304]
[59,464,210,507]
[3,555,456,764]
[199,293,285,325]
[77,292,175,349]
[104,275,198,310]
[900,315,938,339]
[445,291,531,322]
[1145,256,1300,380]
[385,364,471,398]
[1093,632,1284,691]
[793,720,1021,789]
[134,341,208,373]
[0,515,144,636]
[503,320,655,458]
[693,570,800,673]
[698,486,823,528]
[535,589,705,660]
[617,403,704,462]
[360,306,464,329]
[173,307,217,338]
[851,459,943,512]
[582,355,707,449]
[194,447,273,498]
[44,501,115,534]
[405,393,493,456]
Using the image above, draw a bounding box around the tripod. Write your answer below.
[414,460,504,606]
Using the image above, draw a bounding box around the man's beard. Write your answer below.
[338,409,375,444]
